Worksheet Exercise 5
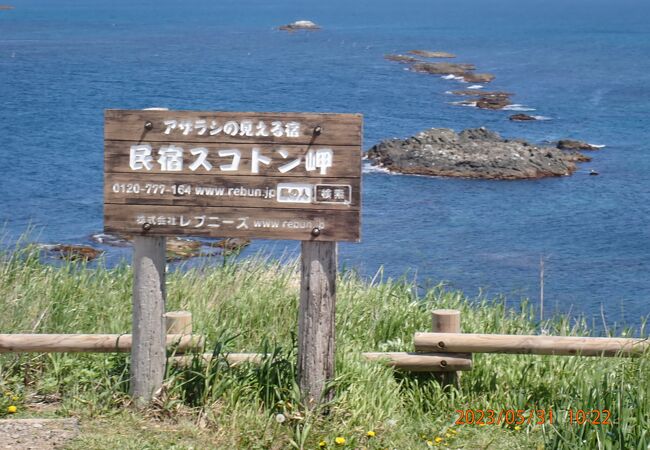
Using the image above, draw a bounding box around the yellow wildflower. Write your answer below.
[366,430,376,438]
[319,441,327,448]
[479,423,487,427]
[7,405,17,414]
[449,428,457,434]
[434,437,443,443]
[445,433,451,438]
[514,425,522,431]
[12,396,19,402]
[335,436,346,445]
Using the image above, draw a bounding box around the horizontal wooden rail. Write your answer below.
[414,333,649,357]
[362,352,472,372]
[0,334,203,353]
[170,352,267,367]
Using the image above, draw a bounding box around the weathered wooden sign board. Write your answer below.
[104,110,362,241]
[103,109,363,406]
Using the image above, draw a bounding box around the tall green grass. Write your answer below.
[0,244,648,449]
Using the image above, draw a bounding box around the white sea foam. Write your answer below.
[589,143,606,148]
[450,100,477,107]
[532,115,552,120]
[441,74,464,81]
[467,84,483,89]
[503,104,536,111]
[362,162,392,174]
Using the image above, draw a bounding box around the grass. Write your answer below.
[0,243,648,449]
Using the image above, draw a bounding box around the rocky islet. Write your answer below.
[366,127,591,180]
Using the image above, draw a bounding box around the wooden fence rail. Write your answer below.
[0,334,202,353]
[361,352,472,372]
[415,332,649,357]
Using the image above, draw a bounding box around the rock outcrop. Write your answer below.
[384,54,420,64]
[556,139,599,150]
[451,92,513,110]
[509,114,537,121]
[278,20,320,31]
[41,244,103,262]
[476,93,511,110]
[408,50,456,58]
[410,62,475,75]
[366,127,590,180]
[460,72,495,83]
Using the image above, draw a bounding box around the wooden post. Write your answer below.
[298,241,337,407]
[432,309,461,389]
[131,236,167,404]
[165,311,192,335]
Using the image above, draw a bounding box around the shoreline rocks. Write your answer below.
[40,244,103,262]
[278,20,320,31]
[90,233,251,260]
[366,127,590,180]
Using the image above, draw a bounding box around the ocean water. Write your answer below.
[1,0,649,329]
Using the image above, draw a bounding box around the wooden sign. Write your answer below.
[104,110,363,241]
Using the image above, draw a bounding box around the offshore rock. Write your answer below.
[278,20,321,31]
[556,139,599,151]
[461,72,496,83]
[209,238,251,255]
[509,113,537,121]
[366,127,587,180]
[166,238,202,261]
[408,50,456,58]
[410,62,475,75]
[384,54,420,64]
[42,244,103,261]
[451,92,513,110]
[476,93,511,110]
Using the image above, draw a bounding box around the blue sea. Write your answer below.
[1,0,649,330]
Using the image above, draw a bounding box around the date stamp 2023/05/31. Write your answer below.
[454,409,612,426]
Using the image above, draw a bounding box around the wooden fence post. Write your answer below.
[432,309,461,389]
[298,241,337,407]
[131,236,167,404]
[165,311,192,335]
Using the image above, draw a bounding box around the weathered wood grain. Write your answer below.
[0,334,202,353]
[105,141,361,178]
[104,204,360,241]
[431,309,462,387]
[130,236,166,404]
[104,173,360,210]
[105,110,362,146]
[414,332,650,357]
[104,110,362,240]
[298,241,337,406]
[362,352,473,372]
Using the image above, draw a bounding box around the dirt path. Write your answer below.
[0,419,79,449]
